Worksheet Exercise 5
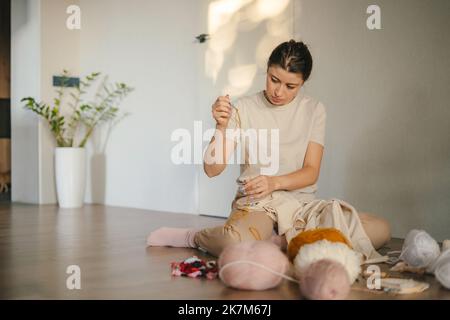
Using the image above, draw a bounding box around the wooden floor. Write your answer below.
[0,203,449,300]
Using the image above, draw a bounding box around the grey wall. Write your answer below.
[297,0,450,241]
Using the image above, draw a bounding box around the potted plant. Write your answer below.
[22,70,133,208]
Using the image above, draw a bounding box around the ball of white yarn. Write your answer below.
[434,248,450,289]
[399,229,441,269]
[293,239,362,284]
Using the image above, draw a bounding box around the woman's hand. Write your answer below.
[212,95,232,130]
[243,175,279,200]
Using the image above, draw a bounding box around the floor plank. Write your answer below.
[0,203,448,299]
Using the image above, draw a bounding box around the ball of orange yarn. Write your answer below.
[287,228,352,261]
[218,241,289,290]
[289,228,360,300]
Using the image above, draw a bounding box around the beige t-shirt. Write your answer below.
[227,90,327,199]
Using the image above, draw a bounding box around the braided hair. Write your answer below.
[267,39,313,81]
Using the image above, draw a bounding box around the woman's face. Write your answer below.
[265,65,304,106]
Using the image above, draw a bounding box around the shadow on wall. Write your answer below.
[91,153,106,204]
[343,85,450,241]
[89,116,129,204]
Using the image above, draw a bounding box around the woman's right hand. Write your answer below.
[211,95,232,130]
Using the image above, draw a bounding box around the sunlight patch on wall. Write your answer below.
[206,0,293,95]
[208,0,253,35]
[256,11,294,69]
[253,0,290,21]
[221,64,257,96]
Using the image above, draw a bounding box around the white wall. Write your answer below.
[40,0,80,204]
[79,0,201,213]
[296,0,450,241]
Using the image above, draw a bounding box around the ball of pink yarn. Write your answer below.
[218,241,289,290]
[299,259,351,300]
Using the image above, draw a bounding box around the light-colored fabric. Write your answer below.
[233,188,312,235]
[228,90,326,195]
[233,191,382,261]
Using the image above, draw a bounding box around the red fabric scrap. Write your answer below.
[170,256,218,280]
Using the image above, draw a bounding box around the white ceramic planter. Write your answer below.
[55,147,86,208]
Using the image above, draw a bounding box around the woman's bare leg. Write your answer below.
[358,212,392,250]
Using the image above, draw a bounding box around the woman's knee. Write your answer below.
[377,216,392,247]
[194,225,245,257]
[195,210,274,256]
[220,224,244,246]
[359,212,392,249]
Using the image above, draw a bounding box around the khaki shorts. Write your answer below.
[194,207,275,257]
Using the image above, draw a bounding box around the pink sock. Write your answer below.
[147,227,198,248]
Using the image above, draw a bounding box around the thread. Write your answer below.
[219,260,299,284]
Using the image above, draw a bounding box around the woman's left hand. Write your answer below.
[243,175,278,200]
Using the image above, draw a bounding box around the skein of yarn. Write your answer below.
[217,228,360,300]
[399,229,441,269]
[433,246,450,289]
[399,230,450,290]
[299,259,351,300]
[293,239,362,285]
[218,241,289,291]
